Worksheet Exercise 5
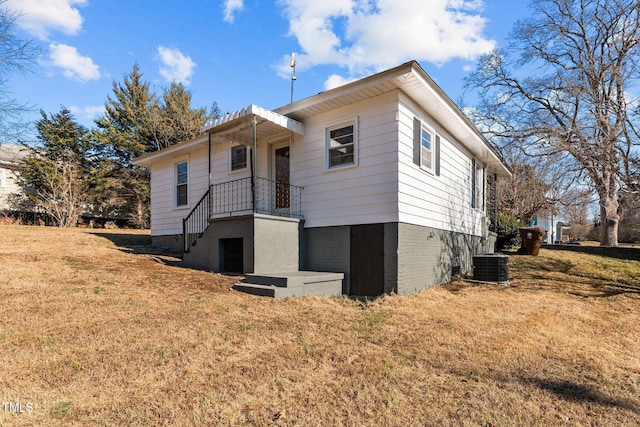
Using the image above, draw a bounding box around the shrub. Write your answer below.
[495,212,524,251]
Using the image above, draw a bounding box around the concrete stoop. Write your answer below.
[233,271,344,299]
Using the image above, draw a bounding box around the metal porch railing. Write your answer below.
[182,188,211,254]
[210,176,303,218]
[183,177,303,254]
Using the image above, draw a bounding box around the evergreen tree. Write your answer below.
[94,64,158,163]
[149,82,210,150]
[92,65,213,228]
[20,108,93,227]
[93,65,157,227]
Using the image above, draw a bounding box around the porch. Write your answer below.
[179,104,344,297]
[183,176,303,254]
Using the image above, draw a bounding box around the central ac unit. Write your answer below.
[473,254,509,284]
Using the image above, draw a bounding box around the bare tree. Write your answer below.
[33,162,87,227]
[559,188,594,240]
[497,149,552,223]
[0,0,40,141]
[20,108,93,227]
[618,187,640,242]
[467,0,640,246]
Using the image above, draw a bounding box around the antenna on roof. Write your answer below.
[290,52,297,104]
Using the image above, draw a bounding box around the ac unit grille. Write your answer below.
[473,254,509,283]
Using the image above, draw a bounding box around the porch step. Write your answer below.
[234,271,344,299]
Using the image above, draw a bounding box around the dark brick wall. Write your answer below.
[396,223,489,295]
[304,226,351,293]
[304,222,494,296]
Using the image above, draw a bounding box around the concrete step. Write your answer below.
[245,271,344,287]
[235,271,344,298]
[232,282,303,298]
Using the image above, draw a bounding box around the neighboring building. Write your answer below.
[134,61,511,297]
[532,215,571,244]
[0,143,27,214]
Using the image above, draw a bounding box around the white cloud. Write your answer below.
[69,104,105,120]
[48,43,101,81]
[276,0,496,85]
[6,0,87,40]
[323,74,356,90]
[222,0,244,23]
[157,46,196,85]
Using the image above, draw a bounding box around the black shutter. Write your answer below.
[413,118,421,166]
[435,135,441,176]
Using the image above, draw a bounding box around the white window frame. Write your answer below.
[229,145,249,173]
[471,158,485,211]
[477,163,485,211]
[420,124,434,173]
[175,157,189,208]
[325,118,358,170]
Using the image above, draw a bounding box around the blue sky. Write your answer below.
[6,0,531,130]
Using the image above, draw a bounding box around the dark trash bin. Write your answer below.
[518,227,545,256]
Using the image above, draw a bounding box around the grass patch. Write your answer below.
[51,401,71,419]
[0,225,639,425]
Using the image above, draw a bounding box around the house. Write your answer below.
[532,215,571,244]
[134,61,511,298]
[0,143,28,215]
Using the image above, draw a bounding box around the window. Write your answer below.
[471,159,476,209]
[413,118,440,175]
[230,146,247,171]
[327,122,356,168]
[420,126,432,170]
[176,162,188,207]
[477,164,485,210]
[471,159,484,210]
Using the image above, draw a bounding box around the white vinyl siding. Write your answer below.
[148,140,209,236]
[398,93,484,236]
[145,90,488,237]
[294,92,399,228]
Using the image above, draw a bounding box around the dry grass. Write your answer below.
[0,225,639,426]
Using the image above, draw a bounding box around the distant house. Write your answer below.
[0,143,28,215]
[134,61,511,298]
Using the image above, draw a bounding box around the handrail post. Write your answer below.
[182,217,187,254]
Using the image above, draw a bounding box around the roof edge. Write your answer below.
[203,104,304,135]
